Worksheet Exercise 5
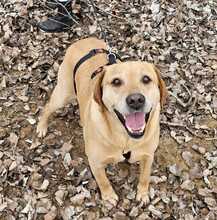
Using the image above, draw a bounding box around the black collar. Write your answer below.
[73,48,121,94]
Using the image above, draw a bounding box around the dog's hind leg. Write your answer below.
[37,61,75,137]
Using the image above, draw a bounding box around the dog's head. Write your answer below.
[94,61,167,139]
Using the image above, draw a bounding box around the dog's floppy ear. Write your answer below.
[153,66,168,108]
[93,68,105,107]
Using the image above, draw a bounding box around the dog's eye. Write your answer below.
[111,78,122,87]
[142,75,151,84]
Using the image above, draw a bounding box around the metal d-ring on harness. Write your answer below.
[73,0,122,95]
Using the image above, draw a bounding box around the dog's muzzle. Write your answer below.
[114,108,151,139]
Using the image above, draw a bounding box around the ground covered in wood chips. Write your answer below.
[0,0,217,219]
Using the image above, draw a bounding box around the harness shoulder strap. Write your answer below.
[73,49,108,94]
[73,48,122,94]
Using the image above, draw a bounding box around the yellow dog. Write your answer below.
[37,37,167,205]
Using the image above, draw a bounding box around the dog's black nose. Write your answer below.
[126,93,145,110]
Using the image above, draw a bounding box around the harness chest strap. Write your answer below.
[73,48,122,94]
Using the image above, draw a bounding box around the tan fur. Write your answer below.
[37,37,167,205]
[153,66,168,107]
[93,70,105,107]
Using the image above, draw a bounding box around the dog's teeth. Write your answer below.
[126,122,146,134]
[141,123,146,130]
[128,127,133,132]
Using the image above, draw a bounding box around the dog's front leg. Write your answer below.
[89,161,118,205]
[136,155,154,205]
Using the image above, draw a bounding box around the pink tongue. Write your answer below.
[125,112,145,131]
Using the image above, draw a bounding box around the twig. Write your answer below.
[186,95,197,115]
[90,4,126,21]
[205,137,217,141]
[181,84,192,99]
[43,0,79,24]
[161,121,187,128]
[169,83,194,108]
[161,121,217,139]
[161,120,195,134]
[169,91,189,108]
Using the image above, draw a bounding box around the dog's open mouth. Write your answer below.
[114,109,151,139]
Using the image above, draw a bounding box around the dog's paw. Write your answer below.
[36,121,48,138]
[102,190,118,206]
[136,191,150,205]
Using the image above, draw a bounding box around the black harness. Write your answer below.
[73,48,122,94]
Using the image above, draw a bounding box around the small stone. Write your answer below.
[21,200,33,214]
[36,198,52,214]
[201,207,209,215]
[119,167,129,178]
[8,133,19,147]
[30,172,43,189]
[63,153,72,168]
[204,197,217,207]
[36,206,48,214]
[5,214,15,220]
[191,144,198,151]
[0,203,7,212]
[122,198,130,210]
[0,128,7,138]
[169,164,181,176]
[55,190,66,206]
[148,205,162,218]
[89,22,97,34]
[189,164,203,179]
[150,176,162,184]
[61,206,75,220]
[181,180,195,191]
[126,191,136,200]
[171,194,178,202]
[198,147,206,154]
[44,206,57,220]
[185,214,194,220]
[129,206,139,217]
[7,199,18,211]
[192,144,206,154]
[203,169,212,176]
[198,188,212,197]
[24,104,30,111]
[182,151,193,167]
[18,95,29,102]
[44,134,57,146]
[103,200,114,210]
[149,187,155,200]
[9,161,17,171]
[29,139,41,150]
[70,193,85,205]
[27,117,36,125]
[137,213,151,220]
[161,193,170,204]
[0,76,6,88]
[40,179,49,191]
[113,211,127,220]
[87,211,98,220]
[151,197,161,205]
[59,142,74,156]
